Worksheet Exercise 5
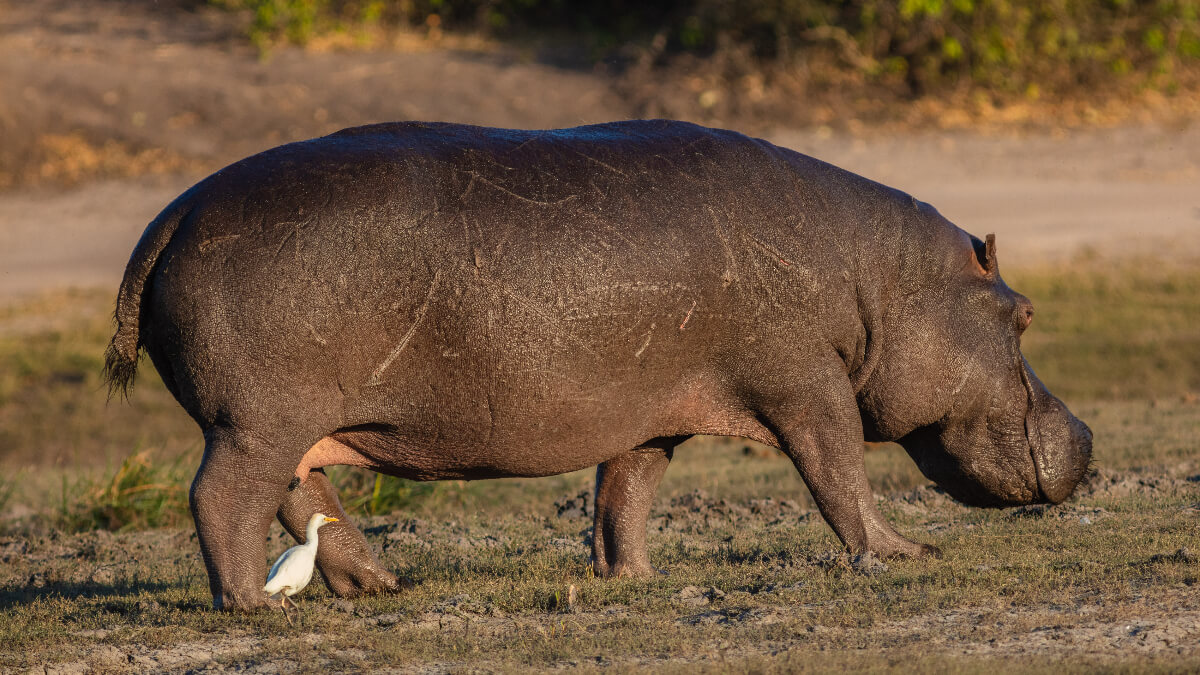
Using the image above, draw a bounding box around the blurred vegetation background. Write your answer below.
[210,0,1200,102]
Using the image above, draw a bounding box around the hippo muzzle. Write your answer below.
[1024,361,1093,504]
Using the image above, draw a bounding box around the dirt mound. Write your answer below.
[0,0,631,190]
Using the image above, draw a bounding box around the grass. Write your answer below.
[0,449,1196,670]
[0,260,1196,670]
[1008,260,1200,402]
[54,451,192,532]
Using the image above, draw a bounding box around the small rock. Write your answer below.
[674,585,709,606]
[331,599,356,614]
[850,552,889,575]
[1149,547,1197,564]
[1079,516,1092,525]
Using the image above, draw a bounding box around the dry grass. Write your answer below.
[1,438,1196,671]
[0,134,208,191]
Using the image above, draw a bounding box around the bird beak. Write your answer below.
[324,517,339,523]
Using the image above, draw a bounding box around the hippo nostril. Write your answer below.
[1014,295,1034,332]
[1017,306,1034,331]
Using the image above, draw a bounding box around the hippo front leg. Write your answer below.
[592,436,686,578]
[765,365,938,559]
[277,469,401,597]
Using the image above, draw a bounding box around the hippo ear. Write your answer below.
[984,233,998,276]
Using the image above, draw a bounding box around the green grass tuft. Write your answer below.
[55,450,192,532]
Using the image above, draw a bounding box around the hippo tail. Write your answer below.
[103,197,191,399]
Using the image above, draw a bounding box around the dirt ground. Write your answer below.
[1,1,1198,672]
[3,451,1199,672]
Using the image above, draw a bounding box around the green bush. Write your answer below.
[210,0,1200,97]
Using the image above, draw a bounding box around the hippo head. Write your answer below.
[858,221,1092,507]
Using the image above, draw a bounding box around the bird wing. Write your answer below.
[264,546,301,593]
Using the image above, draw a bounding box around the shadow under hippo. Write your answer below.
[104,120,1093,610]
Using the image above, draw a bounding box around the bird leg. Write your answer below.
[279,595,294,626]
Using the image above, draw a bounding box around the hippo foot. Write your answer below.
[322,562,404,598]
[214,588,273,612]
[593,560,657,579]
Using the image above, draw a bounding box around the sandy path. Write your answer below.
[3,125,1197,300]
[777,126,1200,264]
[0,179,185,297]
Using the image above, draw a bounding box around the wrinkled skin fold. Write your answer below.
[104,120,1092,610]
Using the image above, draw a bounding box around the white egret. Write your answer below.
[264,512,339,624]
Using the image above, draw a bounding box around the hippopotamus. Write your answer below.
[105,120,1092,610]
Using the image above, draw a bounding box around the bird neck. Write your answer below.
[304,521,323,547]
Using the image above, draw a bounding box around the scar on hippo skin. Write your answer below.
[104,119,1093,610]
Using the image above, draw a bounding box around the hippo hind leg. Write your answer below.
[277,468,401,597]
[591,436,688,578]
[190,426,299,611]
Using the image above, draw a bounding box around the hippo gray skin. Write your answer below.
[105,120,1092,610]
